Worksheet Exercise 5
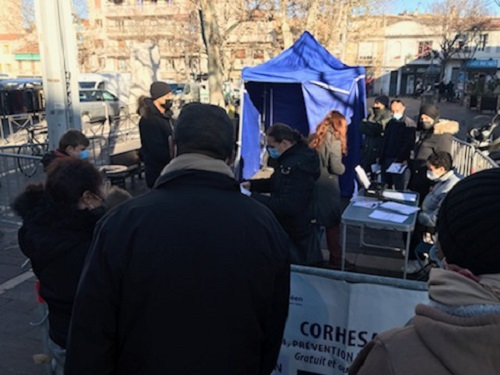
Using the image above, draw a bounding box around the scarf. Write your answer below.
[160,153,234,179]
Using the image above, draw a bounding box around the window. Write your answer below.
[358,42,374,60]
[118,58,127,71]
[253,49,264,59]
[2,44,10,54]
[98,57,106,69]
[417,41,432,58]
[232,49,246,59]
[478,34,488,51]
[5,63,12,73]
[103,91,117,101]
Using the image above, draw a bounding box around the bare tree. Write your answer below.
[429,0,491,79]
[196,0,274,104]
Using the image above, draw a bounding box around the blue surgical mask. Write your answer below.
[393,113,403,120]
[267,146,280,159]
[79,149,89,160]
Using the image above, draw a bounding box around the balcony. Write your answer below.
[103,2,191,18]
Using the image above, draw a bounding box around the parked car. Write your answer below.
[79,89,127,123]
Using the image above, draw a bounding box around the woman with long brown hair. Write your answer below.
[309,110,348,269]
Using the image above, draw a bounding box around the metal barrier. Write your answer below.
[0,135,111,221]
[451,137,498,177]
[0,113,46,140]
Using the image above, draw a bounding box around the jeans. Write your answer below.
[48,337,66,375]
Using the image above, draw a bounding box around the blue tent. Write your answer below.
[239,31,367,196]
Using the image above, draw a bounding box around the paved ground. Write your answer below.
[0,97,494,374]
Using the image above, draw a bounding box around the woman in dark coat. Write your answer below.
[12,158,108,374]
[243,123,320,265]
[309,110,347,268]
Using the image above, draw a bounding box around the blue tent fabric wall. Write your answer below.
[240,31,367,196]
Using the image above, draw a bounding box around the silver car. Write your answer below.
[80,89,127,123]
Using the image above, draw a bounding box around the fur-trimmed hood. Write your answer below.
[433,119,459,135]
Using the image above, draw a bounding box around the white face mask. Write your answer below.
[392,113,403,120]
[427,170,440,181]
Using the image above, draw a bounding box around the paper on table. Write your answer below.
[353,201,380,209]
[386,162,407,174]
[380,201,420,215]
[355,165,371,190]
[369,209,408,223]
[382,191,418,203]
[371,163,381,174]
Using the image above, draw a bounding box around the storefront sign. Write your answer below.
[465,60,498,69]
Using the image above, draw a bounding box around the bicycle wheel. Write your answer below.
[17,143,44,177]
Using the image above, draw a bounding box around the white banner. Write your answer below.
[272,271,429,375]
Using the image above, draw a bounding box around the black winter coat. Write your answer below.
[138,98,174,188]
[13,190,103,348]
[250,142,320,264]
[360,107,392,170]
[380,115,417,163]
[65,169,290,375]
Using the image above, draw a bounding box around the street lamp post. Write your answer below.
[35,0,82,150]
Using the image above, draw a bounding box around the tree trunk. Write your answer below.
[199,0,225,107]
[280,0,294,49]
[305,0,320,36]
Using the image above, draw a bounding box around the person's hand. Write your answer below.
[241,181,251,190]
[240,181,251,196]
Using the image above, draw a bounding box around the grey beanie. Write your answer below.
[150,82,172,100]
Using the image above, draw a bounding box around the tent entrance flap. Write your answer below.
[246,82,309,136]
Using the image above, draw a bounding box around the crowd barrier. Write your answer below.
[272,266,428,375]
[451,138,497,176]
[0,135,110,222]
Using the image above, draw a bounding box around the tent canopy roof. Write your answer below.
[242,31,365,84]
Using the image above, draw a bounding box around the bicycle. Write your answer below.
[17,124,49,177]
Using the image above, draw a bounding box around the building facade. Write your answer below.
[345,14,500,98]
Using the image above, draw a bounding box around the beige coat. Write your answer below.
[349,269,500,375]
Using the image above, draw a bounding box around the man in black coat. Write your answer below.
[138,81,175,188]
[360,95,392,174]
[65,103,291,375]
[380,100,416,191]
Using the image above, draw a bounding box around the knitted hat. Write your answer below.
[150,82,172,100]
[174,103,235,160]
[374,95,389,108]
[437,168,500,275]
[419,104,439,121]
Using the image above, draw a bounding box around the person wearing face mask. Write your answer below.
[12,158,109,374]
[379,100,416,191]
[360,95,392,174]
[64,104,290,375]
[408,104,459,203]
[138,81,175,188]
[41,129,90,171]
[242,123,321,265]
[405,151,461,274]
[350,168,500,375]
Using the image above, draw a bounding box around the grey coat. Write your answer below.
[313,132,345,227]
[418,169,461,228]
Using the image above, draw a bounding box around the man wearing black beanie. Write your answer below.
[360,95,392,173]
[408,104,458,202]
[137,81,175,188]
[350,168,500,375]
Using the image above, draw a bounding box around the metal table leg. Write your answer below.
[341,222,347,271]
